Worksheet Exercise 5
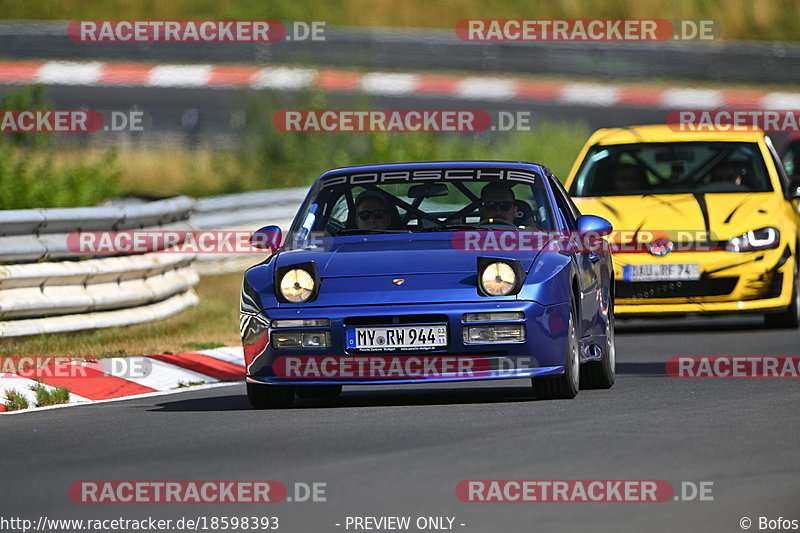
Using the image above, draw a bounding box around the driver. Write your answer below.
[610,163,648,193]
[353,190,400,230]
[479,182,519,224]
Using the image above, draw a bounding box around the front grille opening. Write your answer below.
[765,273,784,299]
[344,314,449,326]
[616,277,738,299]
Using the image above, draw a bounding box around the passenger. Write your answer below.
[710,162,746,187]
[353,190,400,231]
[610,163,648,193]
[479,182,520,224]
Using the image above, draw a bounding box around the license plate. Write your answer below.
[346,325,448,351]
[623,263,701,282]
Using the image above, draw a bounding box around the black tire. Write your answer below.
[532,297,580,400]
[247,382,295,409]
[295,385,343,399]
[764,259,800,329]
[580,303,616,389]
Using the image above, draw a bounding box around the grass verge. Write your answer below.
[2,389,29,411]
[31,383,71,406]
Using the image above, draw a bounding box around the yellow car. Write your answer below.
[565,125,800,327]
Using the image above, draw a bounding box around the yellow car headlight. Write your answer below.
[480,261,517,296]
[725,227,780,252]
[279,268,316,303]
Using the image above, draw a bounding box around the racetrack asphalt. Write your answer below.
[1,314,798,533]
[2,84,791,148]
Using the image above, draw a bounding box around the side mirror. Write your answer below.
[576,215,613,236]
[250,225,282,252]
[789,177,800,200]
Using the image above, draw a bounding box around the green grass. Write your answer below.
[31,383,71,407]
[225,89,590,190]
[184,341,227,350]
[176,380,208,388]
[1,0,798,41]
[2,389,29,411]
[4,86,590,207]
[0,86,121,210]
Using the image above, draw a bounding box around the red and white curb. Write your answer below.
[0,347,244,413]
[1,60,799,109]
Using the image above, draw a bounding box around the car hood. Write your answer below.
[572,192,781,243]
[276,234,539,278]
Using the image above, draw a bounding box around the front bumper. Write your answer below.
[613,247,794,316]
[243,300,571,385]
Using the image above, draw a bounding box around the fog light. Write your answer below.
[273,318,330,328]
[302,331,330,348]
[463,325,526,344]
[463,312,524,322]
[273,331,331,349]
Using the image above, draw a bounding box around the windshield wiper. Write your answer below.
[419,223,519,232]
[334,229,410,236]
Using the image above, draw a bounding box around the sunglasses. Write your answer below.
[357,209,385,221]
[481,200,514,211]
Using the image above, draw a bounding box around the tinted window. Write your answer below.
[570,142,773,196]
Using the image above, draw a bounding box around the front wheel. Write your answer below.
[764,261,800,329]
[532,298,580,400]
[247,382,295,409]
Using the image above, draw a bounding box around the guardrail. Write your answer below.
[3,22,800,84]
[0,188,308,336]
[190,187,306,275]
[0,197,198,337]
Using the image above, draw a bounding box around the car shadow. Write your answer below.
[615,362,667,376]
[148,383,567,412]
[616,315,767,334]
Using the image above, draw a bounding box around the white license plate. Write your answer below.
[623,263,701,282]
[349,325,448,350]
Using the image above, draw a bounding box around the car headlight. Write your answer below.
[480,261,517,296]
[725,227,780,252]
[279,268,316,303]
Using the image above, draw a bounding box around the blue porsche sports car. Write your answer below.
[240,161,615,408]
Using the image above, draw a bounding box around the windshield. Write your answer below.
[287,166,555,246]
[569,142,773,196]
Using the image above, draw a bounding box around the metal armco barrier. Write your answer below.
[0,196,198,337]
[0,189,307,336]
[3,22,800,84]
[190,187,306,275]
